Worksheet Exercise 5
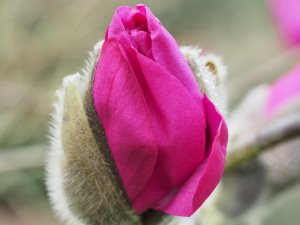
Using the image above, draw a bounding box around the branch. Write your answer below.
[225,113,300,172]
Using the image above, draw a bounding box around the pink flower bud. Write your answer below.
[92,4,228,216]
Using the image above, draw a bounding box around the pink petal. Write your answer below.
[152,95,228,216]
[268,0,300,46]
[140,5,202,102]
[93,39,158,198]
[266,64,300,116]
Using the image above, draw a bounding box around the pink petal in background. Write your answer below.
[268,0,300,46]
[266,64,300,115]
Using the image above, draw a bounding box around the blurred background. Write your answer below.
[1,0,300,224]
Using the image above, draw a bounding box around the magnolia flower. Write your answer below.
[47,4,228,225]
[268,0,300,46]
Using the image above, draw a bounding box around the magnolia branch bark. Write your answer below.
[225,113,300,172]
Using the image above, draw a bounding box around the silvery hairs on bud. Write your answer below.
[181,46,227,116]
[46,42,227,225]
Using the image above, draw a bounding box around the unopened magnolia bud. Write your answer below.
[47,5,228,225]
